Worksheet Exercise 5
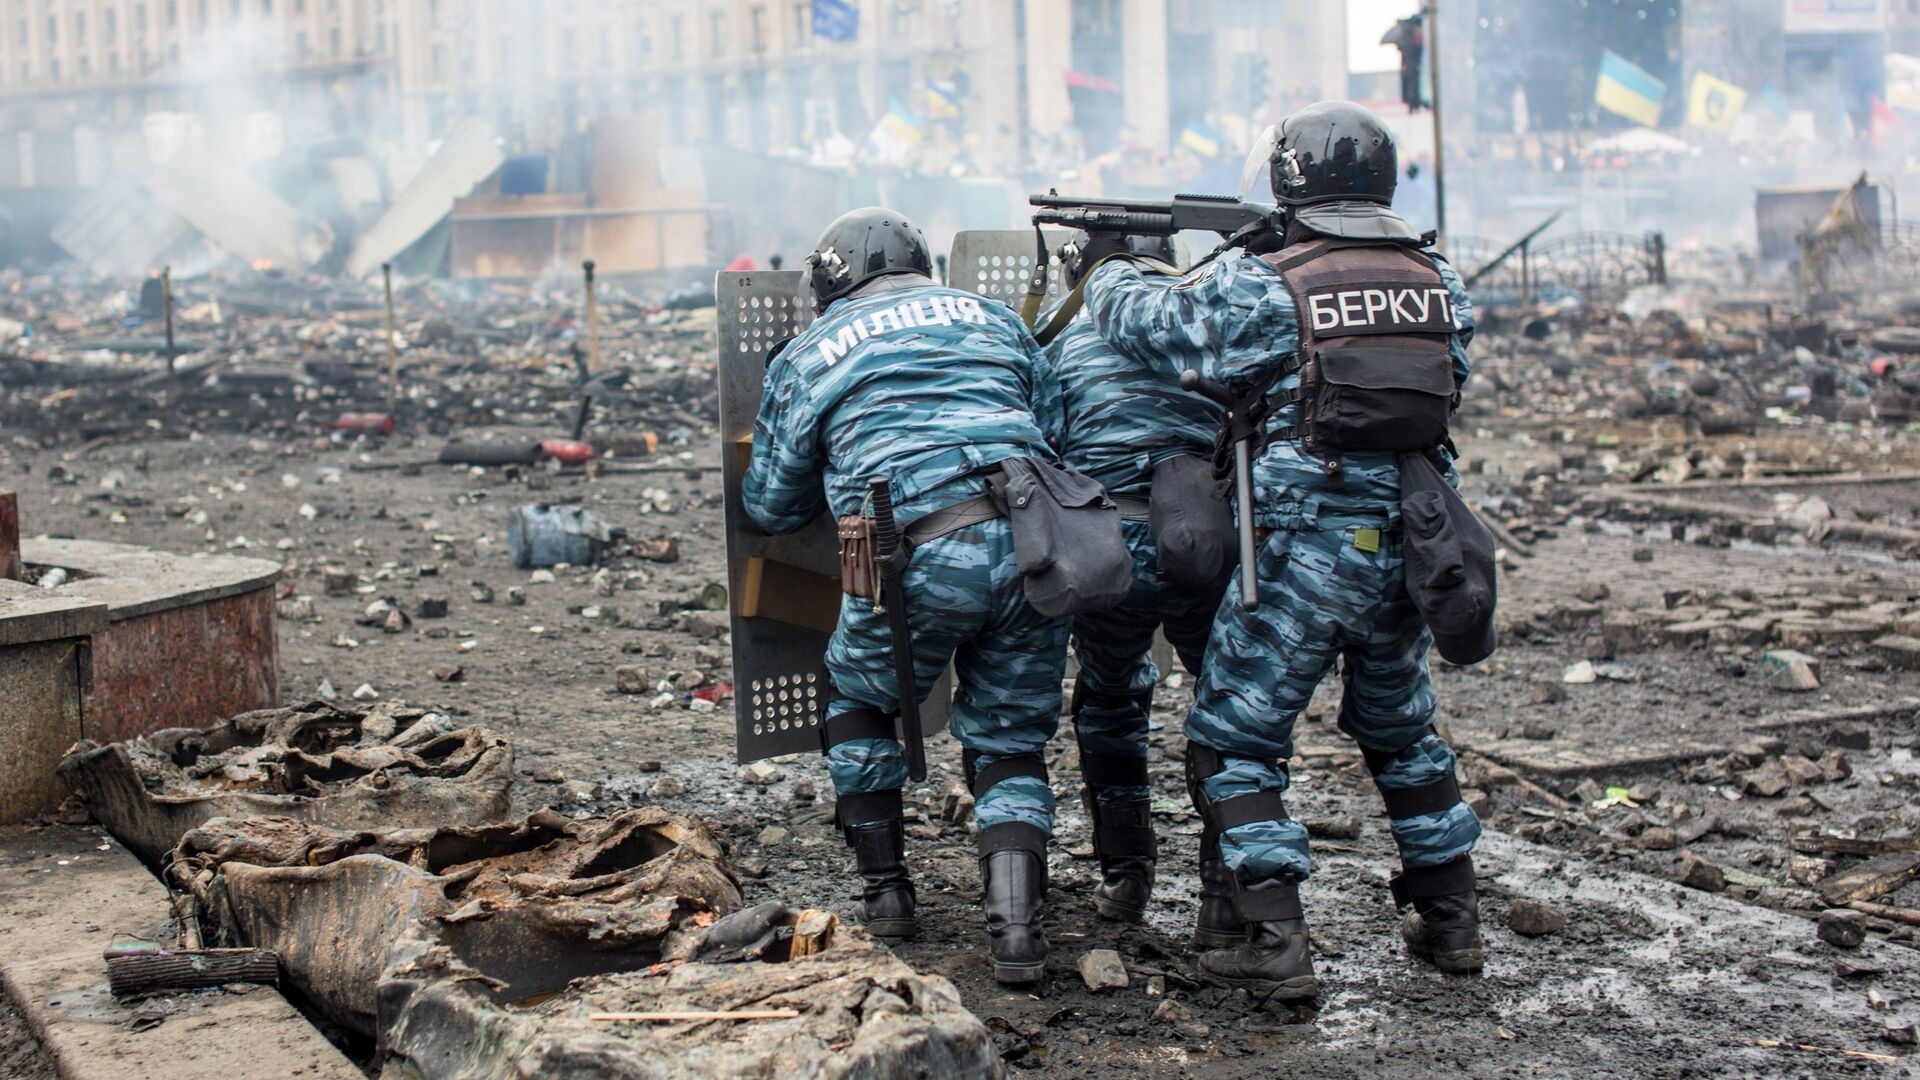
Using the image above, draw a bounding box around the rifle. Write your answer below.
[1020,192,1280,338]
[1029,191,1278,239]
[868,477,928,782]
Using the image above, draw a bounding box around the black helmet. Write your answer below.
[805,207,933,313]
[1241,101,1398,208]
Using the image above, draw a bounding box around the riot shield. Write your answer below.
[716,271,950,763]
[947,229,1075,307]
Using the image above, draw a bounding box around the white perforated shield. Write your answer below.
[947,229,1076,306]
[716,271,950,763]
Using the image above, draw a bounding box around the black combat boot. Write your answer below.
[1195,878,1319,1003]
[1393,855,1484,974]
[844,815,917,939]
[980,824,1050,984]
[1193,829,1245,948]
[1083,787,1156,923]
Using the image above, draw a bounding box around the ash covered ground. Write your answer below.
[8,275,1920,1076]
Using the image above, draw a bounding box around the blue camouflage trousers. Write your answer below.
[1185,515,1482,884]
[1072,521,1219,809]
[826,518,1070,834]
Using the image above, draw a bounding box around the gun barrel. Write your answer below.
[1031,207,1178,235]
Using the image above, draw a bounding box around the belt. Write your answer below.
[1252,519,1403,549]
[1109,494,1151,522]
[903,494,1002,549]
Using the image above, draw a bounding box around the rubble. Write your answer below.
[173,807,742,1038]
[55,701,512,868]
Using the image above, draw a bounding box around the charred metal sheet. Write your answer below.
[176,808,741,1038]
[351,118,505,278]
[146,147,331,270]
[49,178,197,279]
[379,905,1000,1079]
[58,702,513,869]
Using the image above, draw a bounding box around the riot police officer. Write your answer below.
[1077,102,1485,1002]
[743,207,1069,984]
[1043,236,1232,939]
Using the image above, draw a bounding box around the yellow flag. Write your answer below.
[1687,73,1747,134]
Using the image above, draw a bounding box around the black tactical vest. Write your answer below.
[1261,238,1458,464]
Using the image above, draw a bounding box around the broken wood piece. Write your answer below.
[588,1009,802,1023]
[1754,1039,1897,1064]
[1847,900,1920,927]
[1788,826,1920,857]
[1460,751,1576,811]
[1470,506,1536,558]
[787,909,837,960]
[1816,851,1920,906]
[105,946,278,997]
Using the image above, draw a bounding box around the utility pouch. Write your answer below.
[837,514,879,600]
[1397,451,1497,665]
[988,458,1132,617]
[1149,454,1236,591]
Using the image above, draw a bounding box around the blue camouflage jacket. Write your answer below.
[745,282,1064,532]
[1042,308,1222,498]
[1083,245,1473,524]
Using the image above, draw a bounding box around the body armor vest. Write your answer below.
[1262,238,1457,467]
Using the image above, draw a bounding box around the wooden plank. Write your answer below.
[1816,851,1920,906]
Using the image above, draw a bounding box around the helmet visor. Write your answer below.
[1237,124,1280,204]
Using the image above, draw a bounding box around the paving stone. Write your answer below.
[614,665,650,694]
[1818,909,1867,949]
[1777,620,1881,649]
[1872,634,1920,671]
[1760,649,1821,691]
[1507,899,1567,937]
[1641,827,1679,851]
[1680,856,1728,892]
[1077,948,1129,991]
[742,761,782,785]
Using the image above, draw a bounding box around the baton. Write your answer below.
[868,477,928,782]
[1181,370,1261,611]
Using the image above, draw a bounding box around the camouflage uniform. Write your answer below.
[744,280,1069,835]
[1082,248,1482,883]
[1044,311,1222,808]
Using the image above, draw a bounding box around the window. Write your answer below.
[328,26,339,56]
[375,22,386,51]
[167,1,177,29]
[670,15,683,56]
[49,58,59,82]
[105,8,117,44]
[295,0,305,11]
[110,52,121,74]
[262,0,273,15]
[136,4,148,33]
[295,31,308,59]
[709,11,723,56]
[750,5,765,53]
[45,15,55,46]
[15,20,24,48]
[74,11,85,44]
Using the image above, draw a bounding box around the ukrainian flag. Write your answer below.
[1180,121,1224,157]
[1595,51,1666,127]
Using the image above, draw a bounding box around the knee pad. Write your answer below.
[965,749,1052,866]
[1183,744,1290,843]
[1359,729,1463,824]
[819,706,897,756]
